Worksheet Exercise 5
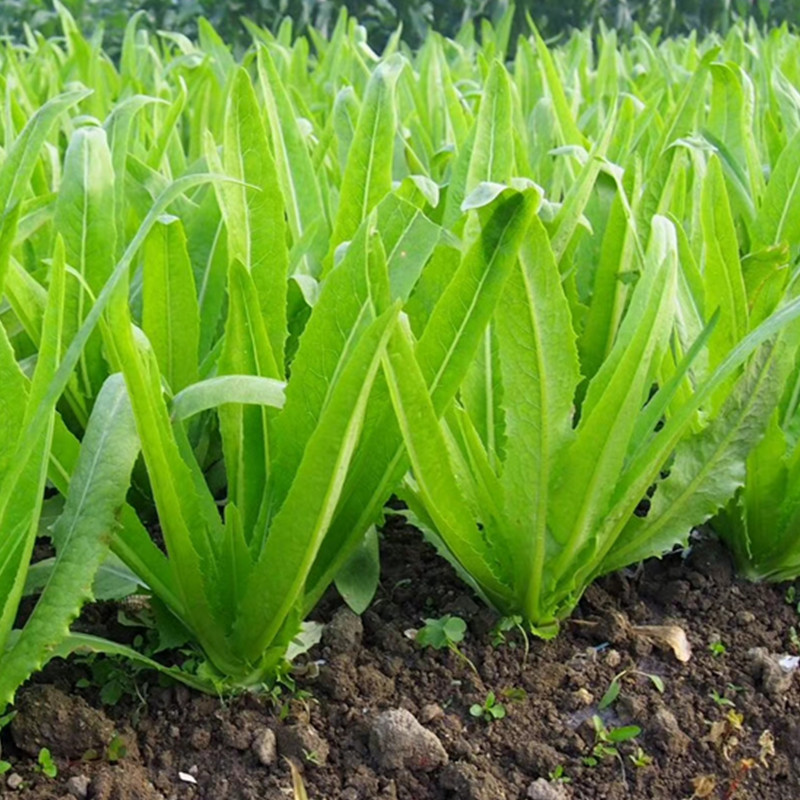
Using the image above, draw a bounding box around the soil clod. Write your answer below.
[369,708,448,772]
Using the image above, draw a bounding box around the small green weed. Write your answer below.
[629,746,653,768]
[582,716,641,767]
[709,641,727,657]
[710,689,735,707]
[548,764,571,784]
[36,748,57,779]
[107,734,128,763]
[598,668,665,710]
[490,615,530,662]
[469,691,506,723]
[415,615,477,675]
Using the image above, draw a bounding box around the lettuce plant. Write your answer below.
[715,371,800,582]
[86,185,535,689]
[385,207,800,634]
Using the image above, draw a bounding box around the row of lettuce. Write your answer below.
[2,9,800,704]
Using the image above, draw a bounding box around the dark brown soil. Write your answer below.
[2,517,799,800]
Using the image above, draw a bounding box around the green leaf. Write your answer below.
[55,125,116,403]
[416,615,466,649]
[607,331,800,571]
[334,526,380,615]
[0,239,66,656]
[754,128,800,250]
[0,375,140,709]
[216,68,289,372]
[171,375,286,422]
[257,45,327,276]
[382,318,513,605]
[608,725,641,743]
[701,155,748,380]
[142,215,200,393]
[496,216,581,617]
[549,216,678,579]
[598,679,621,709]
[329,55,404,259]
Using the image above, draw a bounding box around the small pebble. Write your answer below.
[573,687,593,706]
[419,704,444,723]
[252,727,277,766]
[66,774,91,799]
[6,773,23,790]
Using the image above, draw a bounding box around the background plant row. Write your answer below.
[2,0,799,57]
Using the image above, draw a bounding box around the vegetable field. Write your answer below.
[1,5,800,799]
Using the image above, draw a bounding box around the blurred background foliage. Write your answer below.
[0,0,798,58]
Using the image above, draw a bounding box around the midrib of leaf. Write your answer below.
[518,263,556,622]
[482,329,496,469]
[776,165,800,245]
[485,87,498,185]
[236,117,252,269]
[240,278,271,515]
[197,219,225,310]
[77,141,91,397]
[162,232,175,386]
[428,209,521,395]
[360,90,384,223]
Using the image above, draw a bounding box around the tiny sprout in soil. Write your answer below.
[415,615,477,674]
[549,765,571,784]
[629,746,654,767]
[710,689,736,707]
[470,691,506,723]
[583,715,641,767]
[107,734,128,763]
[785,585,800,614]
[709,641,728,657]
[491,615,530,661]
[598,668,665,710]
[36,748,57,779]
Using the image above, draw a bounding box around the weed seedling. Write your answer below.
[107,734,128,764]
[469,691,506,723]
[415,615,478,675]
[490,615,530,662]
[629,746,653,767]
[500,687,527,703]
[36,748,57,779]
[598,668,665,710]
[785,585,800,614]
[583,715,641,775]
[709,641,727,657]
[710,689,735,707]
[0,761,11,775]
[548,765,572,784]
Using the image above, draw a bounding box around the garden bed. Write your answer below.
[2,517,798,800]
